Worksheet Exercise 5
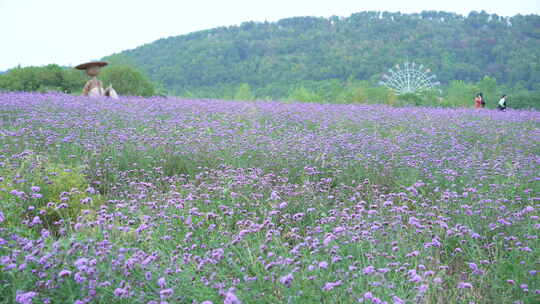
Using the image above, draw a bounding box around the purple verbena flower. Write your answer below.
[58,270,72,277]
[224,289,241,304]
[16,291,38,304]
[279,273,294,287]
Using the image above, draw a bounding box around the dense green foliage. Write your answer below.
[0,64,157,97]
[205,76,538,110]
[0,64,86,93]
[105,11,540,98]
[99,65,156,97]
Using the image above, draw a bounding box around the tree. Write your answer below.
[99,65,156,97]
[62,69,86,93]
[233,83,255,101]
[288,86,321,102]
[444,80,479,107]
[0,65,87,93]
[476,76,499,107]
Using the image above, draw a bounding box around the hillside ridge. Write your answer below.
[104,11,540,97]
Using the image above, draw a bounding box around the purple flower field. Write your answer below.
[0,92,539,304]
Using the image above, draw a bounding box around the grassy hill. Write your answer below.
[104,11,540,98]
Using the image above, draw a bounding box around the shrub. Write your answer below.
[443,80,480,107]
[99,65,156,97]
[0,156,103,235]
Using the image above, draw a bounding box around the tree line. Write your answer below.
[189,76,540,110]
[104,10,540,98]
[1,63,538,110]
[0,64,158,97]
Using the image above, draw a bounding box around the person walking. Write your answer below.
[497,95,507,111]
[474,93,485,109]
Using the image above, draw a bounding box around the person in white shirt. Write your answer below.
[497,95,507,111]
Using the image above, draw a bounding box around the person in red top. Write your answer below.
[474,93,485,108]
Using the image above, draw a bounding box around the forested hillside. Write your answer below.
[105,11,540,97]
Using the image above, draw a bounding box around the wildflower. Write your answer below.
[158,277,166,288]
[470,233,481,239]
[414,181,425,187]
[279,273,294,287]
[10,190,25,199]
[363,291,374,300]
[0,211,4,223]
[323,234,335,247]
[31,216,42,226]
[224,289,241,304]
[41,229,50,239]
[333,226,345,233]
[159,289,173,298]
[322,280,342,291]
[74,258,88,270]
[521,206,534,214]
[363,265,376,275]
[80,197,92,204]
[113,288,127,298]
[406,250,419,257]
[211,248,224,260]
[270,191,279,201]
[16,291,38,304]
[58,270,72,277]
[145,271,152,281]
[457,282,472,289]
[74,273,86,284]
[292,212,305,221]
[318,261,328,269]
[409,274,422,283]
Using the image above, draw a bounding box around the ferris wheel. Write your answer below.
[379,62,440,94]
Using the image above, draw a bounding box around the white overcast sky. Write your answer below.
[1,0,539,71]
